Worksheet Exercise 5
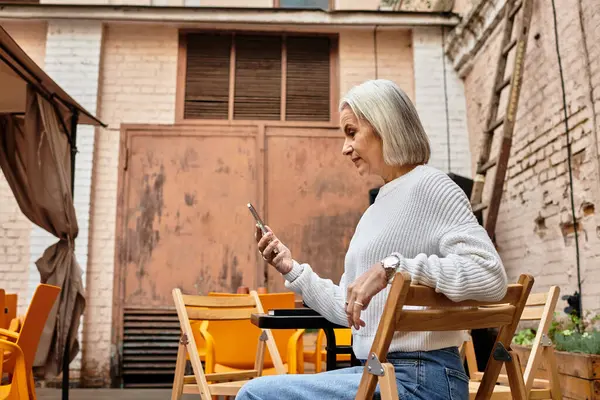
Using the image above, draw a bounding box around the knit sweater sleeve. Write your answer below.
[391,172,508,302]
[281,261,350,327]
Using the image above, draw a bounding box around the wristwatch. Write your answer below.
[381,255,400,284]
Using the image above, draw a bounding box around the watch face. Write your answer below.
[383,256,398,268]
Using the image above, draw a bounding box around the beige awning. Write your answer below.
[0,24,104,127]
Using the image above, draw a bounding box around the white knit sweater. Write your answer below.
[283,165,508,360]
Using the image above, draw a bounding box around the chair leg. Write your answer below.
[544,347,562,399]
[172,342,187,400]
[28,369,37,400]
[378,363,399,400]
[505,351,527,400]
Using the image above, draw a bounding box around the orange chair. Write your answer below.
[0,284,60,400]
[202,292,304,375]
[0,338,29,399]
[304,328,352,373]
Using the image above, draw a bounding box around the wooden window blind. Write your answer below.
[184,33,232,120]
[285,36,331,122]
[183,32,334,122]
[278,0,330,10]
[234,35,282,120]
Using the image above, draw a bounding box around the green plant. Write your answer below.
[514,309,600,355]
[554,330,600,355]
[513,328,536,346]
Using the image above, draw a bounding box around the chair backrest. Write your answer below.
[0,289,4,330]
[465,286,560,393]
[356,272,534,399]
[5,294,17,330]
[16,284,61,368]
[172,288,285,376]
[206,292,296,370]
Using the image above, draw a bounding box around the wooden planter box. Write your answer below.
[512,344,600,399]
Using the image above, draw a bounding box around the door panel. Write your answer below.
[264,126,381,292]
[120,127,259,308]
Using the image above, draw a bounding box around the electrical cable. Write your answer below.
[374,25,379,79]
[550,0,583,318]
[441,26,452,173]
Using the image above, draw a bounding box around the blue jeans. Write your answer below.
[235,347,469,400]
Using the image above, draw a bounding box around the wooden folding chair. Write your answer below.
[171,289,285,400]
[465,286,562,399]
[355,272,534,400]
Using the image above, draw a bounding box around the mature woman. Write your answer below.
[236,79,508,400]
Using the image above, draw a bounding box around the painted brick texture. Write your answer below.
[462,0,600,312]
[413,27,472,177]
[0,22,47,315]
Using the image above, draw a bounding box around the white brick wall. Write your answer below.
[460,0,600,313]
[413,27,472,177]
[32,19,104,376]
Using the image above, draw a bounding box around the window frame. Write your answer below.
[176,29,339,125]
[273,0,335,11]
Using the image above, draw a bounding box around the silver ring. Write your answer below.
[354,301,364,308]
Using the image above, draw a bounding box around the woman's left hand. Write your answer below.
[345,262,389,330]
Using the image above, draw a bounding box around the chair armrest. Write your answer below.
[199,322,216,374]
[0,328,19,340]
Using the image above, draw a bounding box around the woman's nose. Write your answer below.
[342,141,352,156]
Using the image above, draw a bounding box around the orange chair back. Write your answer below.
[15,284,60,369]
[206,292,296,370]
[5,294,17,329]
[0,289,5,330]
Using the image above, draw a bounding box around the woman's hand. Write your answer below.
[256,225,293,275]
[345,262,389,330]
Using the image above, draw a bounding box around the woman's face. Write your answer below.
[340,107,386,177]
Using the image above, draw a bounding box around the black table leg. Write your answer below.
[323,328,337,371]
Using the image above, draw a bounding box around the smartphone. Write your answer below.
[247,203,278,255]
[247,203,268,235]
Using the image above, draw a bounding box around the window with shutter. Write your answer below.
[285,36,331,122]
[278,0,331,10]
[234,35,282,121]
[184,33,231,120]
[181,32,336,123]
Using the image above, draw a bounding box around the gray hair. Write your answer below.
[339,79,430,166]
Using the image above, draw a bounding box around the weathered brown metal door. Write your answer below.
[113,122,379,385]
[116,125,261,309]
